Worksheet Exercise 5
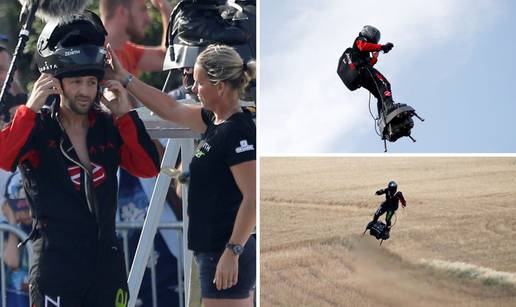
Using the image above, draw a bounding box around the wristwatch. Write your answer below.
[226,243,244,256]
[121,74,134,88]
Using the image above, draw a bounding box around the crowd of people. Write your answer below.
[0,36,32,307]
[0,1,256,306]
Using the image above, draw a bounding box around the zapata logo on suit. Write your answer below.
[68,163,106,190]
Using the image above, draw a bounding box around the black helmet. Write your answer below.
[35,10,108,80]
[360,25,381,44]
[388,181,398,193]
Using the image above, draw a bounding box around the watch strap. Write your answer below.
[226,243,244,255]
[121,74,133,88]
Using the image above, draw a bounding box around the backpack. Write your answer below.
[163,0,256,101]
[337,48,360,91]
[163,0,255,70]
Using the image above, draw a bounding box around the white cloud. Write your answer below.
[261,0,505,154]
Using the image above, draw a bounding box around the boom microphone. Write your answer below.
[18,0,92,22]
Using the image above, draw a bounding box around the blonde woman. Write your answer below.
[108,44,256,307]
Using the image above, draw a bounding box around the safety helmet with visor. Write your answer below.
[360,25,381,44]
[388,181,398,193]
[35,10,108,81]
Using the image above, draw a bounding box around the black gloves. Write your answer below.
[375,190,382,195]
[381,42,394,53]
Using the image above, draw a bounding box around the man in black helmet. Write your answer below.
[0,11,160,307]
[366,181,407,235]
[350,25,395,116]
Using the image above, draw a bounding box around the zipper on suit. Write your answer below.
[58,127,102,240]
[59,139,94,213]
[52,107,103,240]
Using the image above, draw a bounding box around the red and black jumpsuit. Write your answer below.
[373,188,406,228]
[0,102,160,307]
[352,36,394,115]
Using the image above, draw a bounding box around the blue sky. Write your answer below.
[260,0,516,153]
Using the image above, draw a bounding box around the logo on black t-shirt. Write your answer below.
[194,141,211,158]
[194,149,205,158]
[235,140,254,153]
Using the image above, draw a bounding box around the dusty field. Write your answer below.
[260,157,516,307]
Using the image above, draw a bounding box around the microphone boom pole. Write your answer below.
[0,0,40,110]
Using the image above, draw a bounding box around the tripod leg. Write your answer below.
[409,135,416,142]
[384,139,388,152]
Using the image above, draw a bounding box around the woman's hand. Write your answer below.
[105,44,130,83]
[214,249,239,290]
[100,80,131,117]
[26,73,62,113]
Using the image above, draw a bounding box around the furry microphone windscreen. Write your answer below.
[18,0,92,22]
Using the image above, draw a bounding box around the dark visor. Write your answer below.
[53,45,107,66]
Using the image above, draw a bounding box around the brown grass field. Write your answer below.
[260,157,516,307]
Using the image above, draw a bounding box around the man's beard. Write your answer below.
[127,26,145,41]
[63,93,95,115]
[127,12,145,41]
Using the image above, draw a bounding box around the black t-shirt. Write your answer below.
[187,108,256,252]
